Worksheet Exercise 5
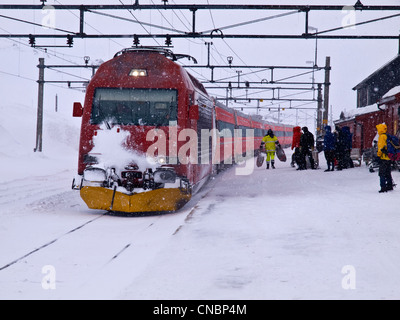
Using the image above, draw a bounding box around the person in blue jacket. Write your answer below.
[323,125,336,171]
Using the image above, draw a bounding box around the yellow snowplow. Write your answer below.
[80,186,191,213]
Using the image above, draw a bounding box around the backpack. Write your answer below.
[385,133,400,155]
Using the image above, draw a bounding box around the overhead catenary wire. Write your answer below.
[275,69,317,83]
[46,67,90,81]
[86,9,187,34]
[0,26,86,66]
[312,11,400,36]
[148,0,190,34]
[53,0,125,49]
[155,0,233,90]
[200,10,299,34]
[198,4,309,89]
[1,2,332,123]
[118,0,162,47]
[198,0,258,89]
[0,69,36,82]
[0,13,76,34]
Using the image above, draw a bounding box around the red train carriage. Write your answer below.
[234,110,254,161]
[72,48,212,212]
[72,48,293,213]
[250,116,265,154]
[214,102,236,168]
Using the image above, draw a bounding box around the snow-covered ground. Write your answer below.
[1,102,400,300]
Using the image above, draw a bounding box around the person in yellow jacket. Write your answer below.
[376,123,393,193]
[260,129,280,169]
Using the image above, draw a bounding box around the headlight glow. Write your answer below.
[129,69,147,77]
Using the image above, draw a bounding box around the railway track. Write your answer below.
[0,171,73,208]
[0,168,220,299]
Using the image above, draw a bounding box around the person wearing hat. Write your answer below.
[291,126,302,168]
[323,125,336,171]
[376,123,393,193]
[299,126,315,170]
[260,129,280,169]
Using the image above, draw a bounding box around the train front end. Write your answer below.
[72,49,197,213]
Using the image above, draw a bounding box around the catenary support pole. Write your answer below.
[316,83,323,136]
[34,57,45,152]
[323,56,331,133]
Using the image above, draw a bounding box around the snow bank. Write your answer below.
[0,102,81,181]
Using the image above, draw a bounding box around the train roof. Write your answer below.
[214,100,293,128]
[114,47,198,64]
[113,47,206,94]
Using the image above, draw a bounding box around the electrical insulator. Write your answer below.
[29,34,35,47]
[133,35,140,46]
[66,35,73,47]
[165,35,172,46]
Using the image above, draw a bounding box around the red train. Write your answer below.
[72,48,293,213]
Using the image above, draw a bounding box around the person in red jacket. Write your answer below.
[291,126,302,168]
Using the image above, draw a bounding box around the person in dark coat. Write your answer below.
[323,125,336,171]
[298,126,315,170]
[334,126,345,170]
[342,126,354,168]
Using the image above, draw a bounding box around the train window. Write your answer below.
[90,88,177,126]
[154,102,167,110]
[235,125,255,137]
[254,128,262,137]
[217,120,235,136]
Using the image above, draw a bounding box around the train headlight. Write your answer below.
[153,169,176,184]
[156,156,178,165]
[129,69,147,77]
[157,156,167,165]
[83,167,106,182]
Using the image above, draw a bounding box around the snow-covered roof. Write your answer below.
[337,85,400,123]
[382,85,400,99]
[338,103,379,122]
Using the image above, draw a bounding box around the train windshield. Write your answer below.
[90,88,177,126]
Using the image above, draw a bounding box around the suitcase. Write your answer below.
[306,150,319,169]
[276,144,287,162]
[256,152,265,167]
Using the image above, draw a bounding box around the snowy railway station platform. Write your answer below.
[1,103,400,300]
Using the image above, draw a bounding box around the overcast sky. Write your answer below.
[1,0,399,132]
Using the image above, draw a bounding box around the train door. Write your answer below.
[211,102,218,174]
[195,93,214,180]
